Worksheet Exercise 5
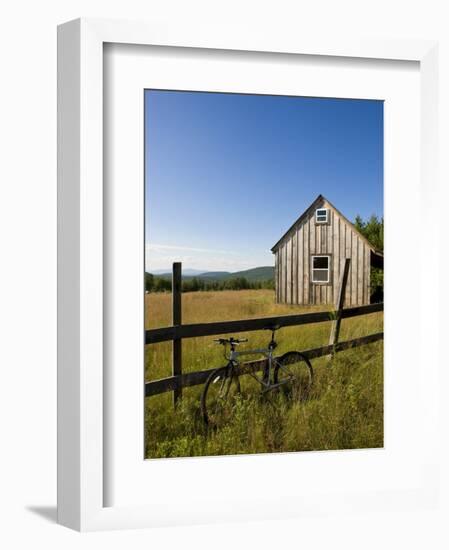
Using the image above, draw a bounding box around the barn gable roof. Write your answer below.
[270,194,383,259]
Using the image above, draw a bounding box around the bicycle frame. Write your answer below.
[226,346,277,388]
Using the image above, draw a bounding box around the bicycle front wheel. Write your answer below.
[273,351,313,400]
[201,366,240,428]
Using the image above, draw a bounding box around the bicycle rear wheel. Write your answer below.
[273,351,313,400]
[201,366,241,428]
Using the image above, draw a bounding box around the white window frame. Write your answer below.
[311,255,331,283]
[315,208,329,224]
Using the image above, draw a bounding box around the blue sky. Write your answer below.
[145,90,383,272]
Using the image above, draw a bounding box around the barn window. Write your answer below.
[311,255,330,283]
[315,208,329,223]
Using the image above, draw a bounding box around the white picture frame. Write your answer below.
[57,18,440,531]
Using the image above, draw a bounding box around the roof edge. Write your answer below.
[271,194,380,254]
[270,194,324,252]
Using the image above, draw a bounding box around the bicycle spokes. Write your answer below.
[202,369,240,428]
[273,352,313,400]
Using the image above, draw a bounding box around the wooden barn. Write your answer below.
[271,195,383,306]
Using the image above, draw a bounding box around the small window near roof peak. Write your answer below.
[315,208,329,223]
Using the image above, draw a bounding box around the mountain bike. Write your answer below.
[201,326,313,427]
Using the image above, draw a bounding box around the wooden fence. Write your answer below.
[145,260,384,404]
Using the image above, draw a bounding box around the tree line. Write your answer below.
[354,214,384,301]
[145,273,274,293]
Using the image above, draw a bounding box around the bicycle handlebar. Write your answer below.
[213,337,248,345]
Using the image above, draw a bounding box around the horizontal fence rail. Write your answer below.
[145,331,384,397]
[145,302,383,345]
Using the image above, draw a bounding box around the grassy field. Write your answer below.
[144,289,383,458]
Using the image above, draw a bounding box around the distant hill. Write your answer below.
[151,266,274,283]
[225,266,274,282]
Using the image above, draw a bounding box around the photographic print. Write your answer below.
[144,90,384,459]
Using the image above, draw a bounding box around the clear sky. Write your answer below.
[145,90,383,273]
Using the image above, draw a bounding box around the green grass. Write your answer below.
[144,289,383,458]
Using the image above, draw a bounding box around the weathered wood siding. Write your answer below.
[274,198,371,306]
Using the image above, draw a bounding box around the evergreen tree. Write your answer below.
[145,272,154,292]
[354,214,384,300]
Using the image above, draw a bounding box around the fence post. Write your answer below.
[172,262,182,405]
[328,258,351,357]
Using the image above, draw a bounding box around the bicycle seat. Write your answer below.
[263,324,281,331]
